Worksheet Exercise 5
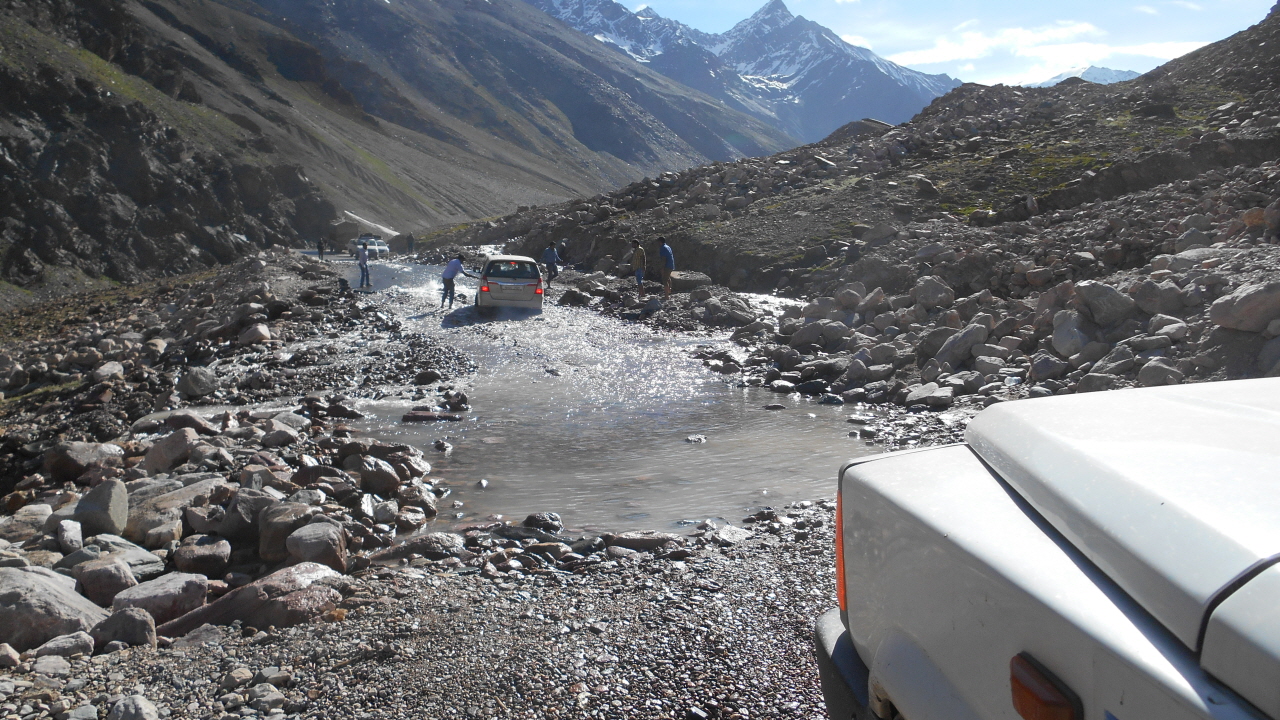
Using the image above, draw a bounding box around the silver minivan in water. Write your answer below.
[475,255,544,313]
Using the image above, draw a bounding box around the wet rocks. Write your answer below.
[602,531,682,551]
[371,532,465,561]
[0,566,108,651]
[523,512,565,534]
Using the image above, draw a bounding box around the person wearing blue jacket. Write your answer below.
[657,237,675,297]
[540,242,565,286]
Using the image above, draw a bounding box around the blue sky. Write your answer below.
[639,0,1275,85]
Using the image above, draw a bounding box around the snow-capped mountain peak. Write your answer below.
[1030,66,1141,87]
[520,0,961,143]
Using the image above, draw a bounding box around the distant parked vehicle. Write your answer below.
[815,378,1280,720]
[475,255,543,313]
[347,234,389,258]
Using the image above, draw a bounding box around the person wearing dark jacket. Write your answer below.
[540,243,564,286]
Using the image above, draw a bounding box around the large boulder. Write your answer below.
[1075,281,1135,326]
[175,367,219,398]
[90,607,157,649]
[1210,281,1280,333]
[112,573,208,625]
[934,324,989,368]
[0,504,52,543]
[1133,280,1184,316]
[107,696,159,720]
[172,535,232,577]
[668,271,712,292]
[1051,310,1091,358]
[213,488,276,543]
[142,429,201,474]
[286,522,347,572]
[603,531,683,551]
[257,503,315,563]
[34,631,94,658]
[915,327,959,361]
[1138,357,1185,387]
[369,532,465,561]
[73,479,128,537]
[346,456,401,498]
[85,535,166,581]
[74,557,138,606]
[42,443,124,484]
[124,478,232,546]
[0,567,109,651]
[156,563,341,638]
[911,276,955,309]
[1093,346,1136,375]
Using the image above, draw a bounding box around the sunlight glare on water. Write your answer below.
[351,261,881,532]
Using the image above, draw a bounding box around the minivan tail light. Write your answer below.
[535,279,544,295]
[835,490,846,613]
[480,285,490,293]
[1011,654,1079,720]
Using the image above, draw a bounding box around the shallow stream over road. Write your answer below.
[341,259,880,532]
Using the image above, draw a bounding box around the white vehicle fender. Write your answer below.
[869,628,984,720]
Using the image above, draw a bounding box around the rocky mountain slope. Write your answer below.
[0,0,792,306]
[522,0,960,143]
[1031,66,1141,87]
[431,3,1280,397]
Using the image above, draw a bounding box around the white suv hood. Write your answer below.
[966,378,1280,654]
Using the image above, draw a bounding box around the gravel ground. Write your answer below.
[1,503,836,720]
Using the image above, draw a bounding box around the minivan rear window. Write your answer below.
[484,261,540,279]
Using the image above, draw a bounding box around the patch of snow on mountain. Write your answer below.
[1029,66,1141,87]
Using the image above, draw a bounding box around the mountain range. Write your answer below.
[520,0,961,143]
[1030,66,1142,87]
[0,0,794,298]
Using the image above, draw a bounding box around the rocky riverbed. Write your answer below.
[0,250,847,720]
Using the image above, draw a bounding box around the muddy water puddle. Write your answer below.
[342,261,880,531]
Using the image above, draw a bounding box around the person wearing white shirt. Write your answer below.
[356,243,371,288]
[441,254,474,308]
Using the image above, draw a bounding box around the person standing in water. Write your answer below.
[317,239,325,262]
[630,239,647,297]
[357,242,371,288]
[441,254,475,308]
[540,242,564,286]
[657,236,674,297]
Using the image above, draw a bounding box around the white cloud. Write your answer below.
[1135,5,1159,14]
[841,34,873,48]
[887,20,1102,65]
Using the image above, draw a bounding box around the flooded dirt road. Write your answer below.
[340,259,881,531]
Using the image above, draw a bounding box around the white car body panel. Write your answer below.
[1202,564,1280,719]
[964,379,1280,651]
[840,443,1263,720]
